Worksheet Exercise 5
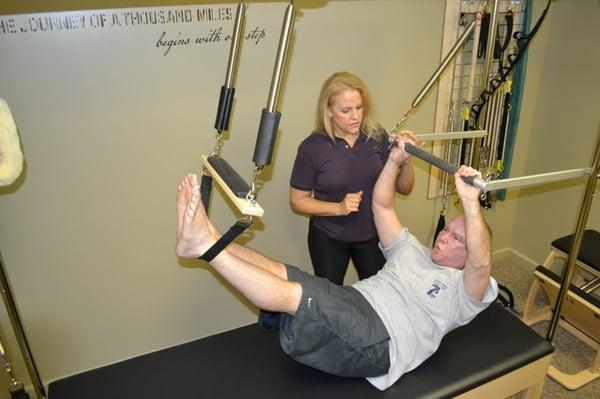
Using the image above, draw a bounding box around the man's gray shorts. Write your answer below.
[259,264,390,378]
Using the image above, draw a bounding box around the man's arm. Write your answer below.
[454,166,491,301]
[394,157,415,195]
[372,131,416,247]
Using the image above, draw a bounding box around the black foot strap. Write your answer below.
[199,220,252,262]
[200,174,213,211]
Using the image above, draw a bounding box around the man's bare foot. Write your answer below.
[178,174,222,239]
[175,174,216,259]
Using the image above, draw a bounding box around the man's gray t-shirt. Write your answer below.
[353,228,498,390]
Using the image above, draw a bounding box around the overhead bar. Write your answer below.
[404,143,486,190]
[404,142,592,193]
[482,168,590,192]
[416,130,487,142]
[388,130,487,147]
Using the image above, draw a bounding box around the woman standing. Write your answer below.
[290,72,415,284]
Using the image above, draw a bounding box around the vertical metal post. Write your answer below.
[266,3,295,113]
[0,253,47,398]
[546,130,600,341]
[224,2,246,89]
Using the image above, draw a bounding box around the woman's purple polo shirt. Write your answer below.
[290,131,390,242]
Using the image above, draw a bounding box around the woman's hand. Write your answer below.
[339,191,363,215]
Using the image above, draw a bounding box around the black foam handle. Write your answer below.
[404,143,481,189]
[252,109,281,168]
[214,86,235,132]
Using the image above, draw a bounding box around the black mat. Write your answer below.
[48,303,553,399]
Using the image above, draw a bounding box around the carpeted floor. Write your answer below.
[491,252,600,399]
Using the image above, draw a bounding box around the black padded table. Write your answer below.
[48,303,553,399]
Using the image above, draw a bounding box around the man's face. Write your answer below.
[431,216,468,269]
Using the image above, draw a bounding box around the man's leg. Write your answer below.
[176,174,301,314]
[178,174,287,279]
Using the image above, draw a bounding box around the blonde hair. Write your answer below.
[314,71,384,142]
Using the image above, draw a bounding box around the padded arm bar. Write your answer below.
[404,143,486,190]
[207,156,250,198]
[201,155,264,217]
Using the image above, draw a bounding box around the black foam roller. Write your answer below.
[253,109,281,168]
[214,86,235,132]
[404,143,478,187]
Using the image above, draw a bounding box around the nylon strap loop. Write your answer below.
[199,220,252,262]
[200,174,213,212]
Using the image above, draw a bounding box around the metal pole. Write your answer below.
[0,253,47,398]
[411,20,476,109]
[547,131,600,341]
[266,3,295,112]
[388,130,487,144]
[482,168,589,191]
[224,2,246,89]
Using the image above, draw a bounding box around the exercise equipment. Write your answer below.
[403,142,592,193]
[389,18,477,134]
[523,230,600,390]
[199,1,295,261]
[47,303,554,398]
[522,230,600,390]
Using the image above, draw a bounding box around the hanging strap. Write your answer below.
[199,219,252,262]
[470,0,551,127]
[200,174,213,212]
[198,170,252,262]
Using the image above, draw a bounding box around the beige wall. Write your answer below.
[509,0,600,268]
[0,0,598,397]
